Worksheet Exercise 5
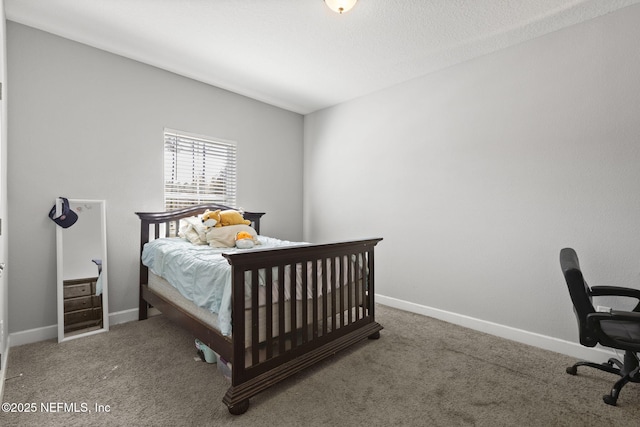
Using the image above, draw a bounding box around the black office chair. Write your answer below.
[560,247,640,405]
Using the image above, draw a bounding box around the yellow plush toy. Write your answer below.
[218,209,251,227]
[235,231,255,249]
[201,209,219,228]
[201,209,251,228]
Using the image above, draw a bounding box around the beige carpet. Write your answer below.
[2,305,639,426]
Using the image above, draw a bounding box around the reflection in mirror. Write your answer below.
[56,199,109,342]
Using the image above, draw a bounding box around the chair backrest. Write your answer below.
[560,248,598,347]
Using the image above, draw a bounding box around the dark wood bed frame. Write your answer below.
[136,204,383,415]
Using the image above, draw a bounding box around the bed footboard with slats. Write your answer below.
[222,239,383,412]
[136,204,383,415]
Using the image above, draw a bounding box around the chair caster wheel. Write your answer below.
[603,395,617,406]
[566,366,577,375]
[228,399,250,415]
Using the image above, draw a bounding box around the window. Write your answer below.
[164,129,237,211]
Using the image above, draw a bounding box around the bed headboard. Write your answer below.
[135,203,265,247]
[135,204,265,290]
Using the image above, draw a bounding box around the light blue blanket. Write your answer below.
[141,236,306,336]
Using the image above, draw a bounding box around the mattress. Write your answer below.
[148,271,363,346]
[142,236,365,337]
[142,235,306,335]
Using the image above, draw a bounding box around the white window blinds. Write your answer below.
[164,129,237,211]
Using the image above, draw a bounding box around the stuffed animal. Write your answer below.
[201,209,251,228]
[218,209,251,227]
[235,231,255,249]
[201,209,219,228]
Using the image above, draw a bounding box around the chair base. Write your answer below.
[566,351,640,406]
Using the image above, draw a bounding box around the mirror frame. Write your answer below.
[56,199,109,342]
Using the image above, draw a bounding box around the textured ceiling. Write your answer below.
[6,0,640,114]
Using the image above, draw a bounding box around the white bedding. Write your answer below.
[141,235,365,337]
[148,271,363,347]
[142,235,309,336]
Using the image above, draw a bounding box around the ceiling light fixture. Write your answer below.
[325,0,358,14]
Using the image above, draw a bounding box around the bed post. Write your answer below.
[139,218,150,320]
[366,244,380,340]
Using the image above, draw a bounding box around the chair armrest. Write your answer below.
[587,310,640,329]
[609,310,640,321]
[590,286,640,300]
[590,286,640,312]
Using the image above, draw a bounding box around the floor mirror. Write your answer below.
[56,199,109,342]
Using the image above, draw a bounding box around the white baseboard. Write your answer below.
[9,324,57,347]
[8,308,143,348]
[108,308,139,326]
[376,294,618,362]
[7,298,618,364]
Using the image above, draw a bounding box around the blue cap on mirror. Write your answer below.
[48,197,79,228]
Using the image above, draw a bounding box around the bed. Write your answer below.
[136,204,383,414]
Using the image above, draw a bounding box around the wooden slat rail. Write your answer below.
[222,238,382,394]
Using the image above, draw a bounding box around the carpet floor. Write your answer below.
[2,304,640,426]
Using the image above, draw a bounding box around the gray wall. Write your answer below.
[0,0,9,370]
[7,22,303,334]
[304,4,640,350]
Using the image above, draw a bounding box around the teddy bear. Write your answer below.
[235,231,255,249]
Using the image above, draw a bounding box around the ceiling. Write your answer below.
[5,0,640,114]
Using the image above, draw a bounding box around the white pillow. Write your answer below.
[206,224,258,248]
[178,216,208,244]
[178,224,200,244]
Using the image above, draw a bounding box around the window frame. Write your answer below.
[163,128,238,211]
